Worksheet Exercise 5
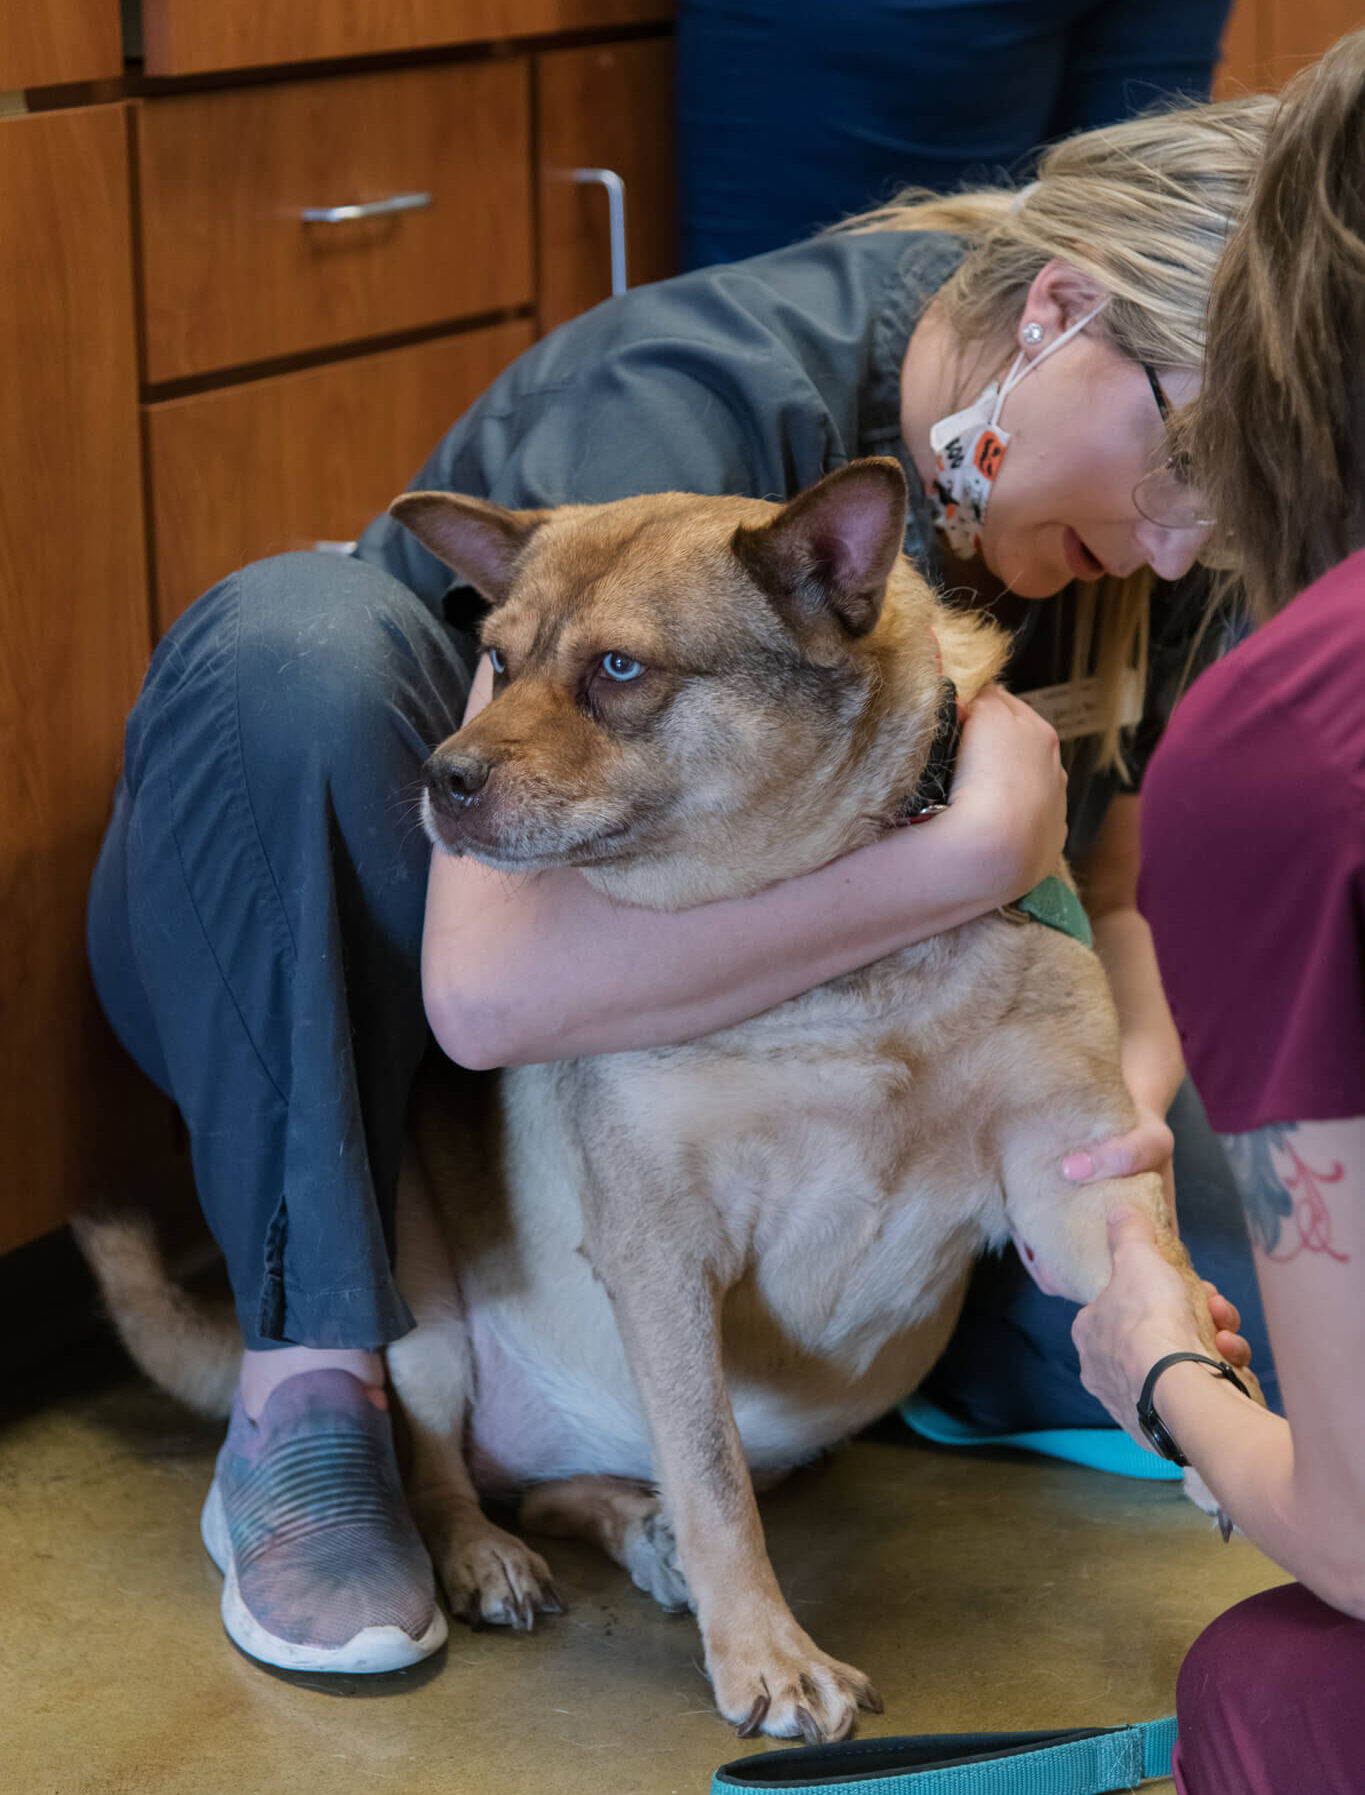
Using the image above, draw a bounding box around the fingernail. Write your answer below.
[1062,1153,1094,1181]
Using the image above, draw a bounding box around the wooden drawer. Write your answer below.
[0,0,123,88]
[139,1,673,78]
[137,61,534,383]
[144,319,536,631]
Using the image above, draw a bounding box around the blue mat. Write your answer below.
[899,1392,1182,1482]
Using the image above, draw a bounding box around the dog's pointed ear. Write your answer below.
[731,458,908,645]
[389,491,551,607]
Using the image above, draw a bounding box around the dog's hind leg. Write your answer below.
[388,1176,563,1631]
[521,1476,691,1612]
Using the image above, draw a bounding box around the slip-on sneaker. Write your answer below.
[200,1368,447,1672]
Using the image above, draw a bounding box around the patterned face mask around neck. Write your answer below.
[927,298,1110,560]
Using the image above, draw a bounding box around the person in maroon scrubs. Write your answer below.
[1071,32,1365,1795]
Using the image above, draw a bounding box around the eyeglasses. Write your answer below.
[1131,363,1219,531]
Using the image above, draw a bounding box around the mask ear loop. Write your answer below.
[988,296,1111,427]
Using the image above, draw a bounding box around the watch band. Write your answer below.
[1136,1352,1252,1466]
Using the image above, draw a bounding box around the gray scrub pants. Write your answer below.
[87,552,476,1351]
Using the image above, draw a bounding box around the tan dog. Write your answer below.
[81,460,1242,1743]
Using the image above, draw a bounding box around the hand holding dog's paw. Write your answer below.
[439,1522,564,1632]
[1071,1206,1211,1438]
[1061,1106,1175,1189]
[709,1617,882,1743]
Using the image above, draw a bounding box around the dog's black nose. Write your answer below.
[427,750,495,814]
[429,753,491,805]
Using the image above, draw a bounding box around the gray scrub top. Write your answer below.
[354,228,962,611]
[353,226,1207,857]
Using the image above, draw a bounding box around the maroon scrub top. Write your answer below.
[1139,547,1365,1134]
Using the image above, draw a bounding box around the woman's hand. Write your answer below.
[1203,1281,1253,1371]
[1061,1102,1174,1187]
[1072,1206,1212,1439]
[948,685,1067,903]
[1062,1098,1177,1228]
[1062,1117,1251,1370]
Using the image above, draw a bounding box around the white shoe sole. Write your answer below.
[200,1480,448,1674]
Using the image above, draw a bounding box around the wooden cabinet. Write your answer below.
[4,8,677,1258]
[0,1,122,88]
[134,29,679,627]
[1264,1,1365,70]
[536,37,676,334]
[1217,0,1363,93]
[0,105,175,1256]
[138,61,535,381]
[145,321,537,630]
[138,0,671,78]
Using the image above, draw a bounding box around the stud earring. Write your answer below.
[1021,321,1045,345]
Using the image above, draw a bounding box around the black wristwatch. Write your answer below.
[1136,1352,1252,1466]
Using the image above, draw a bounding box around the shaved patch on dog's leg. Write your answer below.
[521,1476,691,1611]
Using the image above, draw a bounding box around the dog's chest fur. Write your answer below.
[425,910,1082,1491]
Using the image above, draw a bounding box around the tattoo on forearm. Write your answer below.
[1220,1125,1349,1263]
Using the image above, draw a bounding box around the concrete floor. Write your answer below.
[2,1338,1286,1795]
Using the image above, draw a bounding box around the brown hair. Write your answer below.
[1187,31,1365,620]
[841,97,1275,767]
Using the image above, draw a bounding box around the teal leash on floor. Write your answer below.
[712,1714,1177,1794]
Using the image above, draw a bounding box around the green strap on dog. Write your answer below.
[711,1714,1176,1794]
[1013,875,1094,949]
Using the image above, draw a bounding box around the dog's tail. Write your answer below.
[71,1213,241,1418]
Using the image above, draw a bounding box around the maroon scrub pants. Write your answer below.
[1174,1582,1365,1793]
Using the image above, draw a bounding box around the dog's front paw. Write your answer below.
[440,1523,564,1632]
[708,1618,882,1743]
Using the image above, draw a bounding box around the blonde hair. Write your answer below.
[1189,33,1365,619]
[842,97,1276,768]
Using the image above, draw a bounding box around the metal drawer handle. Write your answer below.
[301,192,432,224]
[572,167,628,295]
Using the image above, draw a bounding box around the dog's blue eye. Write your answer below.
[602,653,643,682]
[488,647,506,675]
